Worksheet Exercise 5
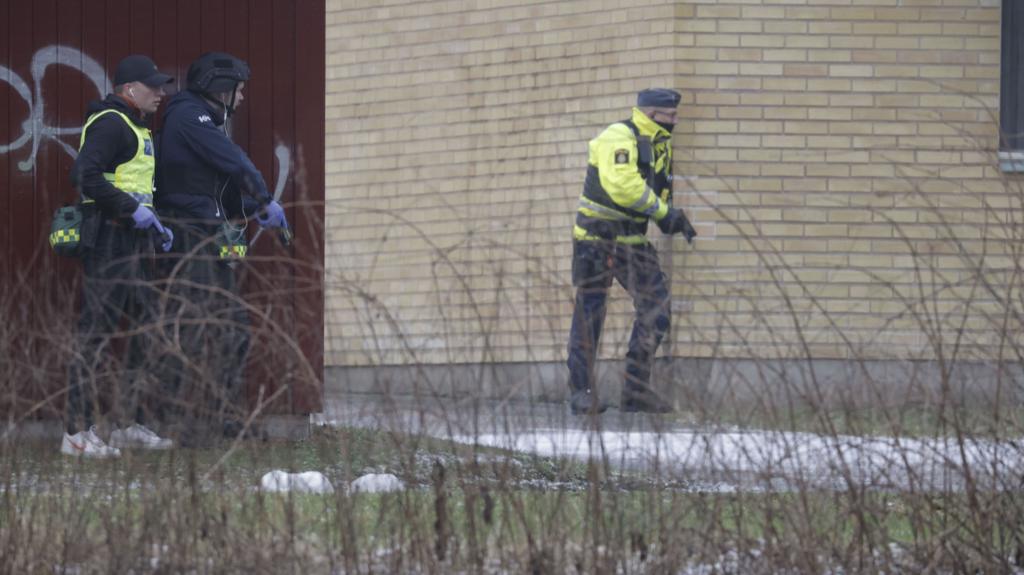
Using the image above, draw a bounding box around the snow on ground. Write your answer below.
[259,470,404,494]
[322,393,1024,492]
[459,426,1024,491]
[260,470,335,494]
[350,472,405,493]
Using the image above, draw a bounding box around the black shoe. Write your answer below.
[569,389,611,415]
[620,387,674,413]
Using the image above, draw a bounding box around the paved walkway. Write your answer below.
[319,391,1024,492]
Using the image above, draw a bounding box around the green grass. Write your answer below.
[1,425,593,494]
[5,479,1022,572]
[3,426,1023,572]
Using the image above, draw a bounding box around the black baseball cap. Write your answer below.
[637,88,681,108]
[113,55,174,88]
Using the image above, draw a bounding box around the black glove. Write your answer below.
[656,208,697,244]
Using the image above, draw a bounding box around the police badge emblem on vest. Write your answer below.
[614,149,629,164]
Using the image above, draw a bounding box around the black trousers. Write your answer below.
[66,220,161,434]
[158,217,251,429]
[566,240,671,394]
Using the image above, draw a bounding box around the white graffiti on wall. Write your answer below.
[273,144,290,201]
[1,44,292,196]
[0,46,109,171]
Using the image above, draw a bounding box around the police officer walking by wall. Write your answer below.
[155,52,288,442]
[62,55,176,457]
[567,88,697,415]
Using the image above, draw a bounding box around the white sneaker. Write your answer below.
[61,427,121,458]
[109,424,173,450]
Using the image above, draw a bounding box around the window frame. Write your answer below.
[1000,0,1024,171]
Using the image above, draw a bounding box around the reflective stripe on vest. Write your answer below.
[78,109,155,207]
[572,224,648,244]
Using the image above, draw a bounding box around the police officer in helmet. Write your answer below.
[155,51,288,442]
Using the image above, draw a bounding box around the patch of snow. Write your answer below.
[460,428,1024,491]
[259,470,334,494]
[350,473,405,493]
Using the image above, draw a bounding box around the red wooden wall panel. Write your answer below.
[8,0,34,280]
[293,0,326,413]
[0,0,10,285]
[176,0,203,94]
[33,0,55,269]
[0,0,325,419]
[263,0,298,407]
[105,0,131,70]
[129,0,156,58]
[52,5,86,294]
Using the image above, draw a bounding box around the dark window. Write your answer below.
[1001,1,1024,153]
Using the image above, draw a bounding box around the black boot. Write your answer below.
[621,386,674,413]
[569,389,611,415]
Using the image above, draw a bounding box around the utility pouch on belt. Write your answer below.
[216,221,248,260]
[49,204,98,257]
[577,216,618,241]
[49,205,82,257]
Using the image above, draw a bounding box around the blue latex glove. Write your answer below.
[131,205,159,230]
[132,205,173,251]
[159,226,174,253]
[256,200,289,229]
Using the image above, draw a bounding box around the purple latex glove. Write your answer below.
[256,200,289,229]
[159,226,174,253]
[131,205,159,230]
[132,205,172,250]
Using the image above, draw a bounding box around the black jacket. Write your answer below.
[69,94,150,219]
[155,90,270,224]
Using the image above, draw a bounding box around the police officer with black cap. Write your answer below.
[62,54,176,457]
[154,52,287,442]
[566,88,697,415]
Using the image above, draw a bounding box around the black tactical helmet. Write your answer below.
[186,52,250,95]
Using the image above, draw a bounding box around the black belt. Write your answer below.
[576,214,647,238]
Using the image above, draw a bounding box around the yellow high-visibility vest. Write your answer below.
[79,109,154,207]
[573,107,673,244]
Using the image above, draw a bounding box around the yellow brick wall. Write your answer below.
[674,0,1006,362]
[325,0,1011,368]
